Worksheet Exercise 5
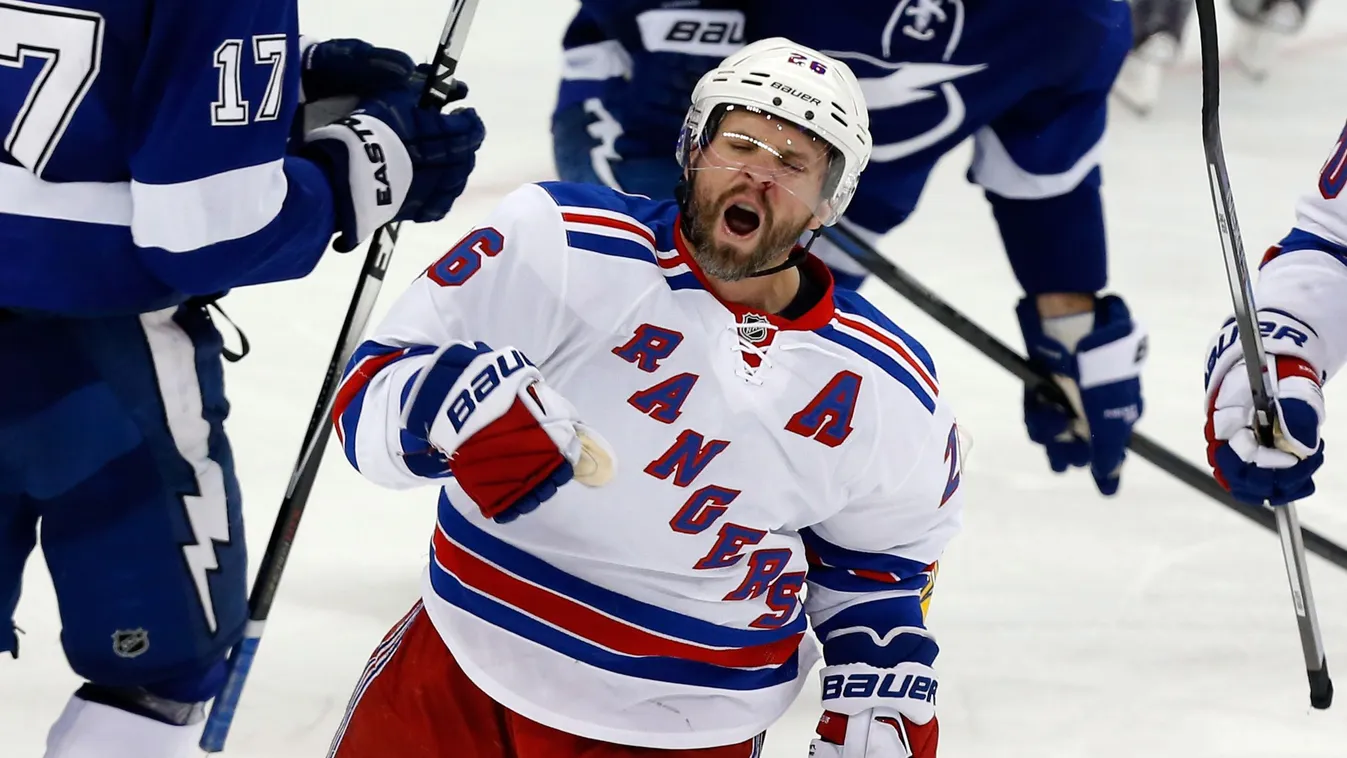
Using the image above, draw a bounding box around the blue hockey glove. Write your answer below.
[302,73,483,252]
[292,39,417,136]
[1204,310,1326,505]
[301,38,416,102]
[1017,295,1148,496]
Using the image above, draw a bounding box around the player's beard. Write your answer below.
[684,178,809,282]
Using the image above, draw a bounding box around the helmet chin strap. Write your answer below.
[747,229,818,278]
[677,171,820,280]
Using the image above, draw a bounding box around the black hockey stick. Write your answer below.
[200,2,483,750]
[821,223,1347,574]
[1193,0,1331,709]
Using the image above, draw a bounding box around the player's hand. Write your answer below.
[811,659,939,758]
[400,342,616,523]
[300,38,416,102]
[1017,295,1148,496]
[302,74,484,252]
[810,710,937,758]
[1204,310,1326,504]
[292,39,420,135]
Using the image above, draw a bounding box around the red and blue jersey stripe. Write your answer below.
[1262,227,1347,269]
[801,527,940,669]
[816,290,939,413]
[332,340,443,478]
[539,182,703,291]
[429,493,806,691]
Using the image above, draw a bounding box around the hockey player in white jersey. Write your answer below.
[328,38,960,758]
[1204,120,1347,504]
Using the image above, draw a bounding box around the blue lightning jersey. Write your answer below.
[0,0,335,316]
[556,0,1131,295]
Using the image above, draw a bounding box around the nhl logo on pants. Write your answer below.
[111,629,149,659]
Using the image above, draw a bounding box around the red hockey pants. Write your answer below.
[328,601,765,758]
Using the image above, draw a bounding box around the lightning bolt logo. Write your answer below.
[818,0,984,163]
[139,308,234,637]
[859,62,986,163]
[859,62,986,111]
[582,97,626,191]
[181,466,232,635]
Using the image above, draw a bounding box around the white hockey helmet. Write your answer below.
[676,38,871,226]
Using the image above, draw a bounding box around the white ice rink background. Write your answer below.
[6,1,1347,755]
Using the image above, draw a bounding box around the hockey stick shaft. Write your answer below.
[1193,0,1330,709]
[200,2,482,751]
[821,223,1347,575]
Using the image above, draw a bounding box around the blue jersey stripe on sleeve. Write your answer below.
[1274,228,1347,264]
[801,528,933,579]
[333,341,437,473]
[807,566,931,595]
[814,595,939,668]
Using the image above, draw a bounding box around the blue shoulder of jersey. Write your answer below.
[0,0,335,316]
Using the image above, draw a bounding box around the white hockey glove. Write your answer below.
[1204,309,1326,504]
[809,663,939,758]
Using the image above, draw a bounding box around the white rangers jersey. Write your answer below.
[333,181,963,748]
[1253,119,1347,382]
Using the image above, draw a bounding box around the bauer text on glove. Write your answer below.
[1204,309,1326,505]
[399,342,616,522]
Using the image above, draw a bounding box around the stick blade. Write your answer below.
[1309,662,1334,709]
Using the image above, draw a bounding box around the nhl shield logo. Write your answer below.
[112,629,149,659]
[739,313,771,344]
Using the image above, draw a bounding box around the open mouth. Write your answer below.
[722,202,762,238]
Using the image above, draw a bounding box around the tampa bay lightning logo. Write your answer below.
[884,0,964,59]
[824,0,986,163]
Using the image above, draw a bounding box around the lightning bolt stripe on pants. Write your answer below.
[140,307,232,635]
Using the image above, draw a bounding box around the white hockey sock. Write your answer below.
[45,694,202,758]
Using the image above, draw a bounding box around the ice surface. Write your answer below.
[6,2,1347,755]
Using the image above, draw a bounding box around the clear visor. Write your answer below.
[685,104,844,223]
